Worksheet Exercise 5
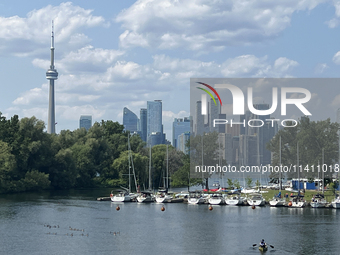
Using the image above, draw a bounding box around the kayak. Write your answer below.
[259,245,268,252]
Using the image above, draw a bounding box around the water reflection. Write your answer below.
[1,190,340,255]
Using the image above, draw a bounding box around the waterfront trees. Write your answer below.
[0,113,192,193]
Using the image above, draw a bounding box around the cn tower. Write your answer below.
[46,21,58,134]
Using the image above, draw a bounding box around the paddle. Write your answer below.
[267,244,274,248]
[253,244,257,247]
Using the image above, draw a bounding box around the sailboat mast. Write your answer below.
[166,144,169,191]
[149,145,152,190]
[322,148,324,195]
[297,142,300,195]
[279,136,281,191]
[128,134,131,193]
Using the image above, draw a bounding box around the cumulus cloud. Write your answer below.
[0,2,107,56]
[116,0,325,51]
[333,51,340,64]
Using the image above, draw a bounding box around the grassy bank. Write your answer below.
[260,189,336,202]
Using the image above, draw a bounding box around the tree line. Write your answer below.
[0,113,192,194]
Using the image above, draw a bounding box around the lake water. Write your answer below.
[1,189,340,255]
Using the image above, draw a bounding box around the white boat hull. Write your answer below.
[225,196,245,205]
[332,200,340,208]
[137,195,154,203]
[310,201,327,208]
[111,196,131,202]
[188,197,206,204]
[289,201,306,208]
[155,196,172,203]
[247,199,265,206]
[208,198,225,205]
[269,198,285,207]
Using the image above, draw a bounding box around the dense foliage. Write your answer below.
[0,113,190,193]
[266,117,340,180]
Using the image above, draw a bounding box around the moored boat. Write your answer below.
[225,193,246,205]
[247,193,265,206]
[269,192,285,207]
[310,193,327,208]
[137,191,155,203]
[208,193,225,205]
[110,190,136,202]
[188,191,206,204]
[332,196,340,208]
[155,190,173,203]
[288,194,306,208]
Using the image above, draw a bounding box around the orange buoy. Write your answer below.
[252,205,256,209]
[209,205,213,211]
[288,202,292,207]
[116,206,120,211]
[161,206,165,211]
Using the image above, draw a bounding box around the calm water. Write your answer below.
[1,189,340,255]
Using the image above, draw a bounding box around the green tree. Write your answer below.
[246,176,253,188]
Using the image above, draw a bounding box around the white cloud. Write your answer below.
[0,2,107,56]
[116,0,325,51]
[314,63,329,74]
[333,51,340,64]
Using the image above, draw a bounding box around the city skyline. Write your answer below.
[2,2,340,142]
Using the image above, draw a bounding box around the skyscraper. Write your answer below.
[172,117,190,148]
[147,100,163,144]
[123,107,139,133]
[46,21,58,134]
[140,108,147,142]
[79,115,92,131]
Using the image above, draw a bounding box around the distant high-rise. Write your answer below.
[80,115,92,131]
[172,117,190,148]
[337,108,340,124]
[147,100,163,144]
[123,107,139,133]
[46,21,58,134]
[140,108,147,142]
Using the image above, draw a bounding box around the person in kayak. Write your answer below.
[260,239,266,248]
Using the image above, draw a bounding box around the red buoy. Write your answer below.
[252,205,256,209]
[116,206,120,211]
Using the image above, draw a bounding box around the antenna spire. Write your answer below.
[51,20,54,48]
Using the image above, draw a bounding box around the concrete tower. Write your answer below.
[46,21,58,134]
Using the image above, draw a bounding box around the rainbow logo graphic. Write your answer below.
[196,82,222,115]
[196,82,222,106]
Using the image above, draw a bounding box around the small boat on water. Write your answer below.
[188,191,206,204]
[332,195,340,208]
[269,192,285,207]
[258,239,268,252]
[208,193,225,205]
[247,193,265,206]
[310,193,327,208]
[137,191,155,203]
[155,190,173,203]
[110,190,136,202]
[288,194,306,208]
[225,193,246,205]
[259,245,268,252]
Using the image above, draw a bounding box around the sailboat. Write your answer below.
[269,136,285,207]
[137,145,155,203]
[332,195,340,208]
[111,134,137,202]
[155,145,174,203]
[288,142,306,208]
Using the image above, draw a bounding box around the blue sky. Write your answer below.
[1,0,340,141]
